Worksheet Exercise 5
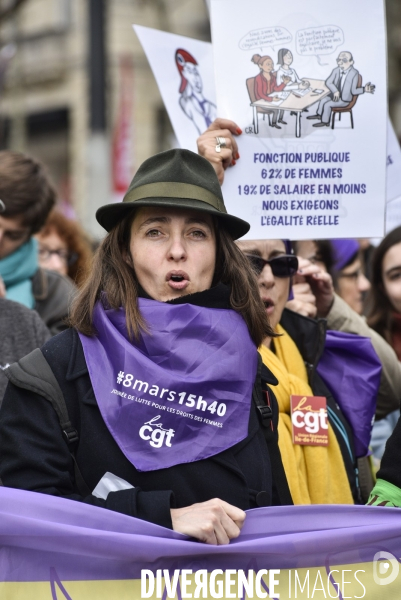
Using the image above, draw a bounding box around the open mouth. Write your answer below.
[262,299,275,314]
[167,271,189,291]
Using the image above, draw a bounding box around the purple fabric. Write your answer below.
[79,299,257,471]
[1,487,401,582]
[317,330,381,457]
[331,239,360,271]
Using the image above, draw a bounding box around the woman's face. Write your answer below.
[182,63,202,94]
[283,51,293,66]
[36,229,69,277]
[128,207,216,302]
[337,256,370,315]
[382,241,401,314]
[236,239,290,330]
[261,58,274,73]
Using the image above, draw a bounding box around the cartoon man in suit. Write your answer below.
[307,51,375,127]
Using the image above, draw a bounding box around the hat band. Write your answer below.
[123,182,227,214]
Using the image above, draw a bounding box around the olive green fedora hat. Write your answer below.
[96,148,250,239]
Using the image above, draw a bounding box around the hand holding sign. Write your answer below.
[197,118,241,184]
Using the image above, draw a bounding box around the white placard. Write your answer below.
[386,196,401,233]
[210,0,387,239]
[133,25,216,153]
[386,118,401,205]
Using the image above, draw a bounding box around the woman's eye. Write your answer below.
[146,229,162,237]
[190,230,206,238]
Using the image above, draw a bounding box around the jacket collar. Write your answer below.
[279,308,327,376]
[66,329,89,380]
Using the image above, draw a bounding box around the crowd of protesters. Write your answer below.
[0,117,401,544]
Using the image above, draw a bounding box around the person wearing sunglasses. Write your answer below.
[196,118,375,505]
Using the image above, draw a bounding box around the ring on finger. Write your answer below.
[215,136,227,153]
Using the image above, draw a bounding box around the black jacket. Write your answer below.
[280,308,360,502]
[0,325,285,529]
[32,268,76,336]
[0,298,50,401]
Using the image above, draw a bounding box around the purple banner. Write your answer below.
[1,487,401,583]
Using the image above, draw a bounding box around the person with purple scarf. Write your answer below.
[0,148,292,546]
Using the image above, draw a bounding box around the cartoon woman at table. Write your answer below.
[275,48,310,124]
[251,53,291,129]
[175,49,216,135]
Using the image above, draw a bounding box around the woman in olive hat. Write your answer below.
[0,148,290,545]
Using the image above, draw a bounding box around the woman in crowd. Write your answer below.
[0,148,291,546]
[293,237,401,423]
[368,228,401,504]
[295,239,370,315]
[36,210,93,287]
[197,120,356,504]
[251,54,290,129]
[367,226,401,356]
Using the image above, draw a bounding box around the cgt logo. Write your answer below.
[139,416,175,448]
[373,551,400,586]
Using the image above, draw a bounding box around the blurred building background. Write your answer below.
[0,0,398,238]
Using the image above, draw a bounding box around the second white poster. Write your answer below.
[211,0,387,239]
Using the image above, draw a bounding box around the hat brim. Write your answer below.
[96,197,250,240]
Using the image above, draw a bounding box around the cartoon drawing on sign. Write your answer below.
[275,48,310,124]
[248,54,291,129]
[243,23,376,138]
[307,51,375,128]
[175,48,216,135]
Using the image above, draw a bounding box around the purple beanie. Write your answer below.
[331,239,359,271]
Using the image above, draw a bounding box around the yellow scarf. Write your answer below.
[259,324,353,505]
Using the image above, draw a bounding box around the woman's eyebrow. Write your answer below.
[185,217,212,228]
[138,216,170,229]
[385,265,401,276]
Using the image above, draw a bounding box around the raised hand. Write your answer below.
[197,118,242,184]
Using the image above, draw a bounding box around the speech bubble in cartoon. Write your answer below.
[296,25,344,65]
[239,27,292,53]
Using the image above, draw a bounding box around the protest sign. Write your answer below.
[386,118,401,205]
[210,0,387,239]
[133,25,216,153]
[1,487,401,598]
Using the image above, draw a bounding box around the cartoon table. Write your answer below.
[251,78,330,138]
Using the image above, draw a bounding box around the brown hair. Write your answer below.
[251,54,273,68]
[0,151,57,233]
[69,211,275,346]
[366,226,401,341]
[38,210,93,287]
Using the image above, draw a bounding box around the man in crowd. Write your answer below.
[0,151,75,335]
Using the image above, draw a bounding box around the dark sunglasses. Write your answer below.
[245,253,299,277]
